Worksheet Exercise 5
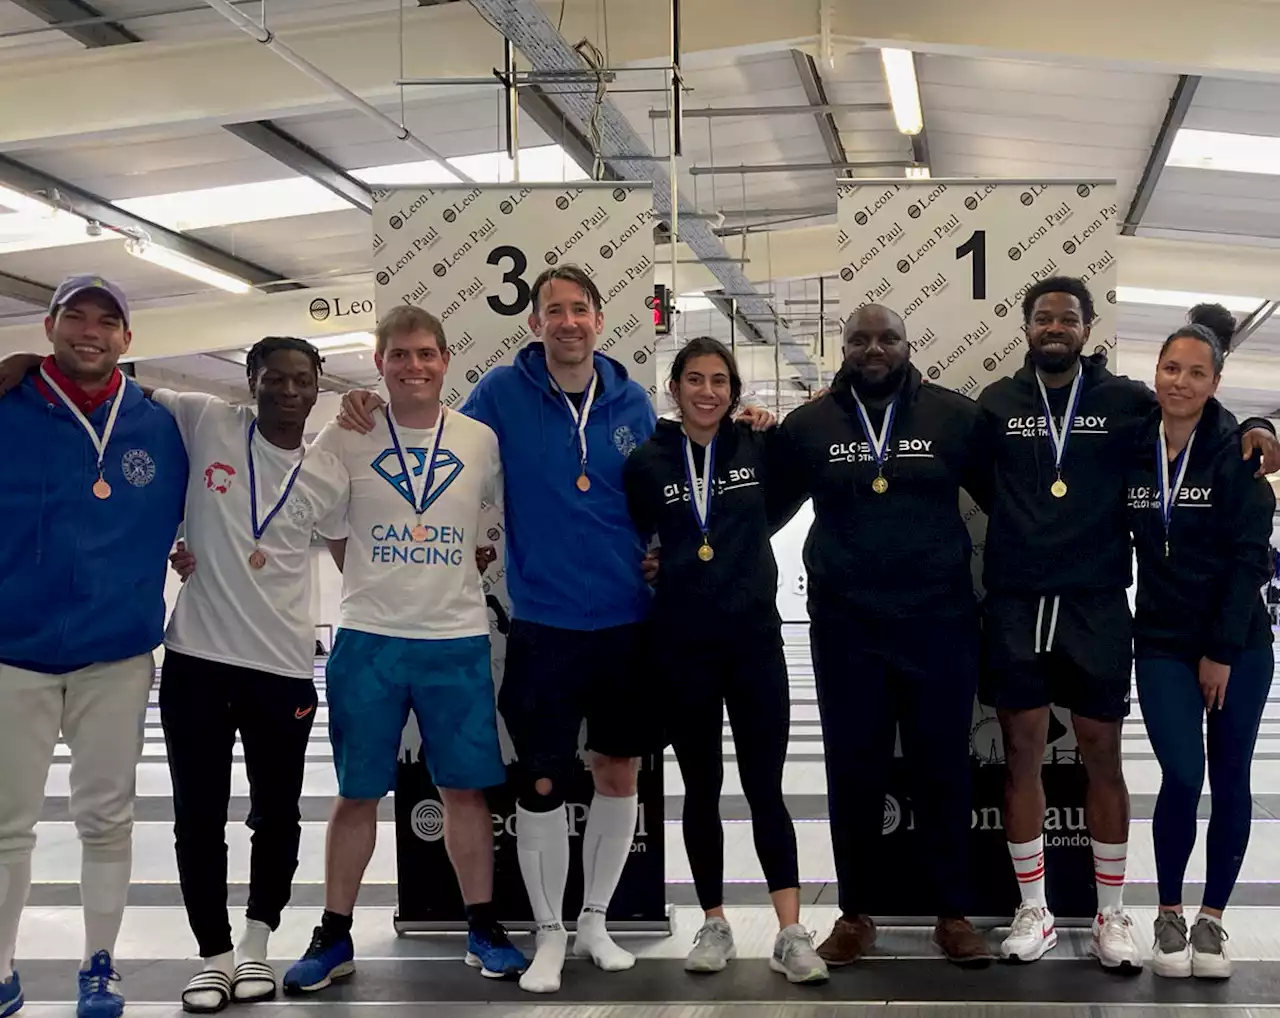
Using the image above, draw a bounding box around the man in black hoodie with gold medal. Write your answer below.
[773,304,994,968]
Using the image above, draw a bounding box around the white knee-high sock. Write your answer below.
[573,793,637,972]
[516,805,569,994]
[0,859,32,980]
[81,848,132,965]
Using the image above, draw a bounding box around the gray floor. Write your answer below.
[18,626,1280,1012]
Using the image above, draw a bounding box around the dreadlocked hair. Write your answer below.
[246,336,324,382]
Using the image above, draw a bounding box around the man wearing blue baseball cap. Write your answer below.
[0,275,187,1018]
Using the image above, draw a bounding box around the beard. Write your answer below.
[850,360,908,399]
[1028,342,1081,375]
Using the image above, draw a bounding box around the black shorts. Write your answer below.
[498,619,660,784]
[979,588,1132,722]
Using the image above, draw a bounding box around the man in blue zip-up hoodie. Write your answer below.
[0,277,186,1018]
[460,265,656,993]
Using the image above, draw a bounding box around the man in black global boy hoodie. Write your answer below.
[773,304,993,968]
[977,277,1279,970]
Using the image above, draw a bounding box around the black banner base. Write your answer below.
[393,751,668,929]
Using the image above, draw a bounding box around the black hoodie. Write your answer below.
[979,352,1275,597]
[772,362,990,617]
[623,417,784,630]
[1127,398,1275,663]
[979,352,1164,596]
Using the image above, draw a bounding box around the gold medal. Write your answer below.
[697,542,714,562]
[411,524,428,542]
[248,548,267,570]
[1051,478,1068,498]
[872,475,889,495]
[576,473,591,493]
[92,478,112,500]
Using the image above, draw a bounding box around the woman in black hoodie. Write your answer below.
[1129,319,1275,982]
[622,337,825,985]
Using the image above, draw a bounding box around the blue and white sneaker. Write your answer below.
[77,951,123,1018]
[0,970,23,1018]
[282,927,355,995]
[464,925,528,979]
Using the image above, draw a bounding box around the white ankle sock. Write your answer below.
[81,854,131,964]
[236,919,270,964]
[573,793,637,972]
[232,920,276,1002]
[1008,836,1047,908]
[183,950,233,1011]
[516,804,569,994]
[0,859,32,981]
[1092,840,1127,913]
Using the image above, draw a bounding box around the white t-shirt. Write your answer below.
[154,390,349,679]
[312,406,502,640]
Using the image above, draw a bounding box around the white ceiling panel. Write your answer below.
[8,126,285,198]
[191,209,372,287]
[1184,77,1280,137]
[1141,166,1280,242]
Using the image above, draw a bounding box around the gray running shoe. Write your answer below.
[1150,911,1191,979]
[1190,916,1232,980]
[770,925,829,984]
[685,918,735,973]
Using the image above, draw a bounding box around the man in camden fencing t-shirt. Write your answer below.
[283,306,525,995]
[151,337,349,1012]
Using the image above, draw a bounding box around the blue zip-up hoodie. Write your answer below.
[462,343,656,631]
[0,373,187,672]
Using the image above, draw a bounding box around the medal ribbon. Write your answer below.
[1035,368,1084,480]
[682,432,716,543]
[247,419,306,544]
[850,390,898,476]
[385,405,447,517]
[553,372,598,477]
[40,365,125,486]
[1156,421,1196,547]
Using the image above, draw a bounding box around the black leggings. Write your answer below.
[664,627,799,911]
[160,651,318,959]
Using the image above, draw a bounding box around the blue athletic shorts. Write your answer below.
[325,628,506,798]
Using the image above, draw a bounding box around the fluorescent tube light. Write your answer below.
[880,49,923,136]
[125,237,253,294]
[1115,286,1264,314]
[1167,129,1280,176]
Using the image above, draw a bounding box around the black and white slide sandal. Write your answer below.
[231,960,278,1003]
[181,969,232,1014]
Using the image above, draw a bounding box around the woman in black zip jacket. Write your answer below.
[622,336,825,985]
[1128,321,1275,982]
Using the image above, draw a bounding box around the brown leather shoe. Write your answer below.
[934,917,993,968]
[816,914,877,966]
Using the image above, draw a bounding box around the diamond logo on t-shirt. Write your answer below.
[372,447,464,511]
[205,462,236,494]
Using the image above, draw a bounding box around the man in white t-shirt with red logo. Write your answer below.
[283,306,524,995]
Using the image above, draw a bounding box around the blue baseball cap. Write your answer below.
[49,275,130,329]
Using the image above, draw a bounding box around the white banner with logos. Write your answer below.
[836,179,1118,918]
[369,183,664,928]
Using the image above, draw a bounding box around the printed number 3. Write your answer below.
[486,245,531,316]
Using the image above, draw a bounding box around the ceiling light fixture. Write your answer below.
[880,49,923,136]
[1167,128,1280,176]
[905,166,931,179]
[125,236,253,294]
[1116,286,1264,314]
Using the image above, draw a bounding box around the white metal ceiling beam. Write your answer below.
[1121,75,1199,237]
[837,0,1280,78]
[9,0,140,48]
[0,271,55,308]
[0,0,817,149]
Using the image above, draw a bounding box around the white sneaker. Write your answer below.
[1091,907,1144,971]
[1000,904,1057,963]
[685,918,735,973]
[1150,911,1191,979]
[1190,915,1232,980]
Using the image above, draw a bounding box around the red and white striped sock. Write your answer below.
[1092,840,1127,913]
[1008,836,1047,907]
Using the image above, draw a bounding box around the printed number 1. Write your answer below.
[956,229,987,300]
